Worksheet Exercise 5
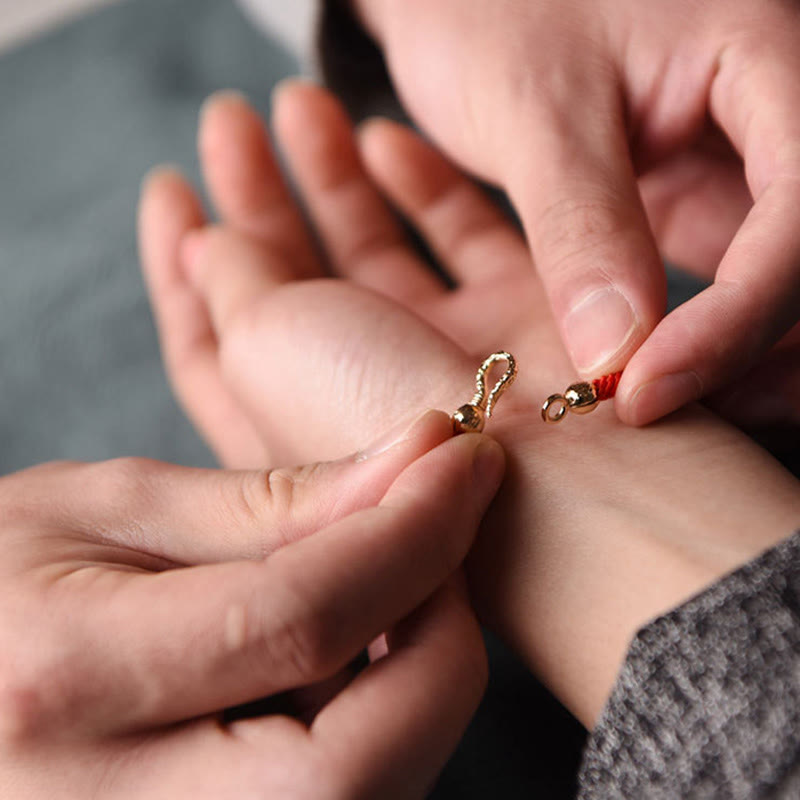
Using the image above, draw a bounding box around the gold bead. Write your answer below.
[564,382,599,415]
[452,404,486,434]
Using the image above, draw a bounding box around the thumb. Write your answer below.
[507,102,666,378]
[47,409,455,565]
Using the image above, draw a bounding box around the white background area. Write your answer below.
[0,0,314,56]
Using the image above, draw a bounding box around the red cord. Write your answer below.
[592,372,622,401]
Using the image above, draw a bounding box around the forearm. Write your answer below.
[578,531,800,797]
[470,404,800,727]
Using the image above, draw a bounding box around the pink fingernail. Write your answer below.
[564,288,639,374]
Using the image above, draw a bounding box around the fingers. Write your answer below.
[506,92,667,378]
[198,91,321,280]
[620,30,800,424]
[311,577,486,799]
[272,80,444,300]
[359,118,531,285]
[120,578,485,799]
[7,433,503,736]
[0,411,454,567]
[137,167,266,468]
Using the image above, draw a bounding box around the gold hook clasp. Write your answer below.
[453,352,518,434]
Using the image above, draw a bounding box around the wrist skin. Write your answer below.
[468,402,800,729]
[338,4,800,723]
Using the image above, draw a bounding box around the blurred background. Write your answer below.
[0,1,586,796]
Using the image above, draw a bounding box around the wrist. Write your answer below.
[468,404,800,727]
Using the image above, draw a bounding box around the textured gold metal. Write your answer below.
[541,380,599,424]
[452,352,517,434]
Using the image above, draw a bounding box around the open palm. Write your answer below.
[139,83,575,469]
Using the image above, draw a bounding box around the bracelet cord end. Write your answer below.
[541,371,622,424]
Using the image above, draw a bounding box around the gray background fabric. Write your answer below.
[0,0,296,471]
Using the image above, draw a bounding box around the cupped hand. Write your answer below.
[0,418,504,798]
[139,85,567,470]
[353,0,800,427]
[139,84,800,726]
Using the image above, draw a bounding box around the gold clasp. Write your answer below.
[541,381,599,424]
[453,352,517,434]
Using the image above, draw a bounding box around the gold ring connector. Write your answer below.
[541,381,599,424]
[453,352,517,434]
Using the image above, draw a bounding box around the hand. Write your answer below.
[0,421,504,798]
[351,0,800,427]
[139,87,561,469]
[139,85,800,726]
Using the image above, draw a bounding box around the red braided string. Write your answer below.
[591,372,622,401]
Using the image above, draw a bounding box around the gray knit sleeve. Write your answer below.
[578,531,800,799]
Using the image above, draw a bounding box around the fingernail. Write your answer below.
[200,89,249,122]
[181,230,207,285]
[356,409,444,462]
[471,438,506,502]
[630,371,703,425]
[564,288,638,374]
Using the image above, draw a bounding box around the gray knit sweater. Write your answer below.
[579,532,800,798]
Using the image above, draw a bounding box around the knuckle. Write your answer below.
[228,566,334,687]
[262,597,331,685]
[536,196,634,273]
[90,456,162,513]
[256,463,324,545]
[92,457,163,494]
[264,468,300,520]
[0,675,45,745]
[0,635,70,745]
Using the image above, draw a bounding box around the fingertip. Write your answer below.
[198,90,261,161]
[272,77,348,145]
[270,76,320,110]
[356,118,410,180]
[356,116,401,149]
[433,432,506,511]
[138,166,204,278]
[200,89,250,124]
[271,77,318,125]
[139,164,189,210]
[620,370,704,426]
[472,436,506,491]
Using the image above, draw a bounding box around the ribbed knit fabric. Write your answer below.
[579,532,800,799]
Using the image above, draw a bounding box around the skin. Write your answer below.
[0,418,505,798]
[349,0,800,428]
[138,85,800,728]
